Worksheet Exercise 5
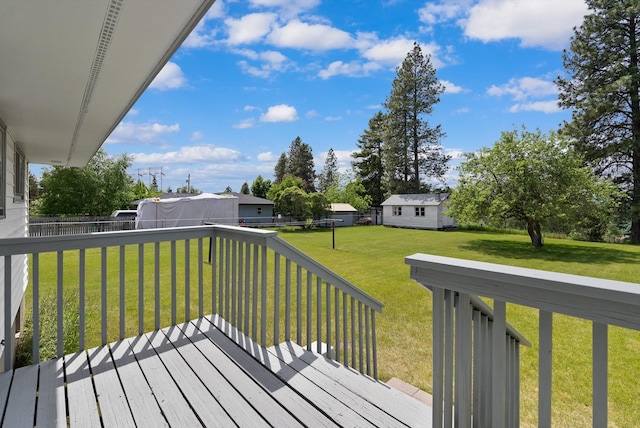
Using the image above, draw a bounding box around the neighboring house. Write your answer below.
[381,193,456,230]
[327,203,358,227]
[216,192,275,225]
[0,0,214,367]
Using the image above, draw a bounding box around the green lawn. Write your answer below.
[276,226,640,428]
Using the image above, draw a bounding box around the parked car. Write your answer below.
[110,210,137,218]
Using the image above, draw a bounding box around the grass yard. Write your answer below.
[276,226,640,428]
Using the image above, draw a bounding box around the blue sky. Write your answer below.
[103,0,589,193]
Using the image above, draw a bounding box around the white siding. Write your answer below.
[383,205,440,229]
[0,129,29,366]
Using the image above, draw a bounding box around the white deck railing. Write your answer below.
[406,253,640,428]
[1,225,383,377]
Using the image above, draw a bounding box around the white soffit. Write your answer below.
[0,0,214,166]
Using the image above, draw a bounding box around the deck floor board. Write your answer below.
[0,315,432,427]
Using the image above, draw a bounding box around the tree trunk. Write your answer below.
[526,220,544,247]
[630,10,640,245]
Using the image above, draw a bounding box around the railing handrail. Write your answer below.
[406,253,640,331]
[267,235,384,313]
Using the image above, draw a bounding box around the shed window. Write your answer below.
[257,207,262,215]
[14,147,26,201]
[393,206,402,216]
[415,207,425,217]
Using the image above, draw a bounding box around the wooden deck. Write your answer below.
[0,315,431,427]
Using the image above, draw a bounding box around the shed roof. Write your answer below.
[216,192,275,205]
[330,203,358,212]
[381,193,449,206]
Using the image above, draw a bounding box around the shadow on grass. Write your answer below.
[461,239,639,265]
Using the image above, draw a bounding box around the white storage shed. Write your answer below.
[136,193,238,229]
[381,193,456,230]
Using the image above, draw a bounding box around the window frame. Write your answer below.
[14,145,26,202]
[392,206,402,216]
[257,207,262,215]
[0,122,5,219]
[415,206,425,217]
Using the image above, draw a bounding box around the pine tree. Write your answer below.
[318,148,338,193]
[240,182,250,195]
[251,175,272,199]
[352,111,386,206]
[557,0,640,243]
[383,42,448,194]
[274,152,288,183]
[287,136,316,192]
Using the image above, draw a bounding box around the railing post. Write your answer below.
[4,255,12,372]
[491,299,506,428]
[539,310,553,428]
[593,322,608,428]
[432,286,444,428]
[455,292,472,428]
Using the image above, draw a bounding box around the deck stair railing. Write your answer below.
[406,253,640,428]
[1,225,383,378]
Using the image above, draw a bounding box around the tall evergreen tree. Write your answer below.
[287,136,316,192]
[240,182,250,195]
[352,111,386,206]
[274,152,288,183]
[557,0,640,243]
[383,42,448,194]
[318,148,338,193]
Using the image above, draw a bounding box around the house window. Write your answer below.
[0,123,5,219]
[14,146,26,201]
[257,207,262,215]
[415,207,425,217]
[393,206,402,216]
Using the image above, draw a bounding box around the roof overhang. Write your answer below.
[0,0,214,166]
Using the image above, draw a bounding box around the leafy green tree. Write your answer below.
[132,180,150,200]
[448,128,622,247]
[557,0,640,243]
[267,175,304,202]
[274,152,288,183]
[318,148,338,193]
[240,182,250,194]
[383,42,448,194]
[325,174,372,211]
[287,136,316,192]
[251,175,272,199]
[273,186,309,219]
[39,149,133,216]
[28,172,40,200]
[352,111,386,206]
[307,192,330,220]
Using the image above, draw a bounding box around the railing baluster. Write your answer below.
[539,310,552,428]
[306,271,312,351]
[371,309,378,379]
[211,236,217,317]
[252,244,258,341]
[154,242,160,331]
[431,287,445,427]
[237,240,244,331]
[351,296,356,368]
[455,292,472,427]
[198,238,204,319]
[365,304,370,376]
[120,245,125,340]
[260,245,267,346]
[185,239,190,322]
[492,299,506,428]
[79,250,85,351]
[274,252,280,346]
[101,247,107,345]
[343,291,348,366]
[316,277,322,354]
[4,255,13,371]
[593,322,608,428]
[296,265,302,344]
[444,289,454,427]
[138,244,144,335]
[33,254,40,363]
[225,238,230,320]
[243,242,250,333]
[473,309,482,428]
[334,287,339,365]
[170,240,177,325]
[326,282,331,358]
[231,240,237,326]
[358,301,363,373]
[285,259,291,342]
[218,238,224,316]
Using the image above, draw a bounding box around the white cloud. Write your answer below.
[248,0,321,17]
[487,77,558,100]
[235,49,290,77]
[149,62,187,91]
[509,100,561,114]
[305,110,320,119]
[442,80,465,94]
[225,13,277,45]
[324,116,342,121]
[445,148,466,160]
[190,131,204,141]
[418,1,468,27]
[463,0,588,50]
[318,60,382,79]
[260,104,299,122]
[267,20,354,51]
[257,151,277,162]
[233,118,256,129]
[360,37,444,68]
[106,122,180,143]
[132,145,244,164]
[244,105,260,111]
